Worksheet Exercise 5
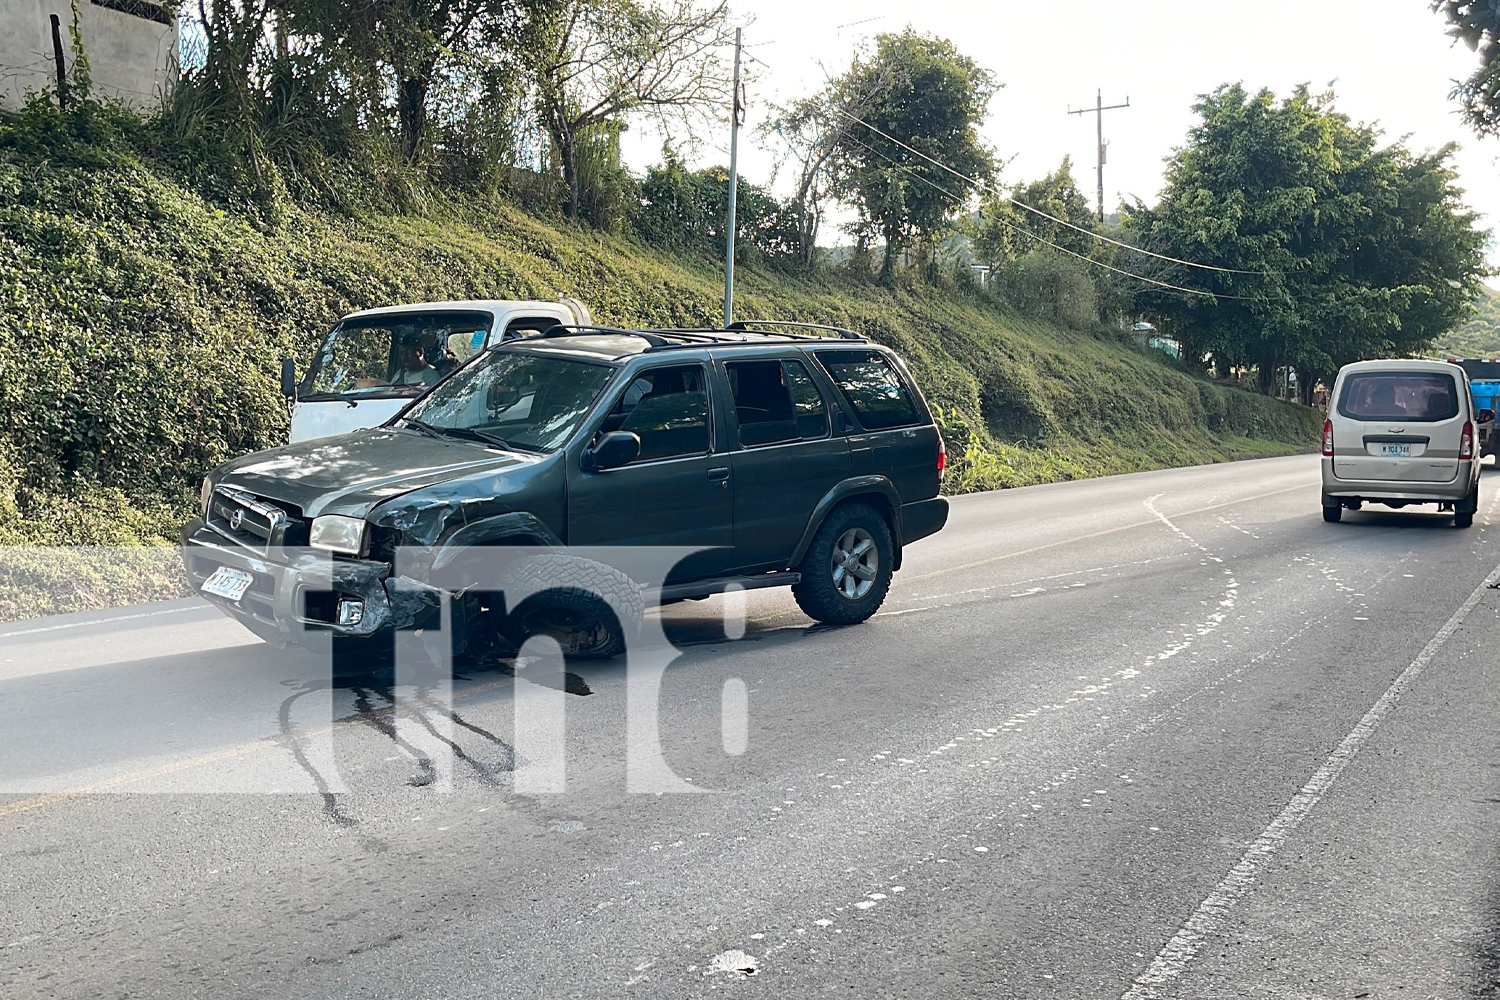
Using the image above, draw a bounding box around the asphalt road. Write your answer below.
[4,453,1500,999]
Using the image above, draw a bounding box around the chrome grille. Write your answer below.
[208,487,296,553]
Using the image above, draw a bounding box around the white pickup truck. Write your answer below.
[280,298,591,443]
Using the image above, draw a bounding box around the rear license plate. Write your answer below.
[201,566,254,602]
[1377,443,1413,457]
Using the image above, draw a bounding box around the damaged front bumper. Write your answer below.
[180,518,442,647]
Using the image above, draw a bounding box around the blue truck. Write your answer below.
[1452,358,1500,459]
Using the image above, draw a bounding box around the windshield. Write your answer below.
[305,311,493,399]
[400,350,615,452]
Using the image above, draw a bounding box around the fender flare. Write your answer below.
[790,476,904,571]
[430,512,563,572]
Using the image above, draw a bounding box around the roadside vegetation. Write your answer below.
[8,0,1494,614]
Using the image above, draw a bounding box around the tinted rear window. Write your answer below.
[1459,359,1500,380]
[1338,372,1460,422]
[817,351,919,429]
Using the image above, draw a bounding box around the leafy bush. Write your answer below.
[994,250,1098,327]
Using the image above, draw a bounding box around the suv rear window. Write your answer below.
[817,351,919,429]
[1338,372,1460,422]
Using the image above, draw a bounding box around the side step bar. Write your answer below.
[657,572,801,604]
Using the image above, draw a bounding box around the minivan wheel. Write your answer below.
[1456,510,1475,528]
[1322,504,1342,523]
[792,502,894,626]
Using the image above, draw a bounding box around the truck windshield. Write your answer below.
[304,311,493,399]
[400,351,615,453]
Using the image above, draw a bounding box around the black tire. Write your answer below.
[792,502,894,626]
[1322,504,1342,523]
[500,554,643,659]
[1456,480,1480,528]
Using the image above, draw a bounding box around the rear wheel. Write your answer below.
[1322,504,1342,523]
[1456,481,1479,529]
[792,502,894,626]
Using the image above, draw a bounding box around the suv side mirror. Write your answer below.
[588,430,640,471]
[280,357,297,399]
[1480,408,1495,424]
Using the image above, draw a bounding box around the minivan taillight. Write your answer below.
[1461,421,1475,460]
[1321,418,1334,457]
[937,434,947,474]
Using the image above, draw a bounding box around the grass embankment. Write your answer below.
[0,111,1320,618]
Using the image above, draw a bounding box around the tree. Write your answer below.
[635,152,798,262]
[530,0,735,219]
[282,0,547,164]
[1432,1,1500,136]
[1126,84,1490,399]
[758,69,898,268]
[971,157,1098,269]
[828,30,997,282]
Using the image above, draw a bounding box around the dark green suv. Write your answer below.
[181,323,949,663]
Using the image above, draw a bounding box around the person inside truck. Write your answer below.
[391,332,442,387]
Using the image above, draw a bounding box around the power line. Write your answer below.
[833,107,1274,277]
[840,133,1270,302]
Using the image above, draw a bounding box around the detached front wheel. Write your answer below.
[792,502,894,626]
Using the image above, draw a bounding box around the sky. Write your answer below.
[618,0,1500,275]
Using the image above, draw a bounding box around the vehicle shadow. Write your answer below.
[1334,509,1468,529]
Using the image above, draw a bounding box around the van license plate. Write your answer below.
[201,566,254,602]
[1378,443,1412,457]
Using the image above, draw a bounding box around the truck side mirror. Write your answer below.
[280,357,297,399]
[1480,408,1494,424]
[588,431,640,471]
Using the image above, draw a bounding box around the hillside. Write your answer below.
[0,110,1320,614]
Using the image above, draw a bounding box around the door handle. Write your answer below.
[707,466,730,481]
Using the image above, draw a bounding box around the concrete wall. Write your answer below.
[0,0,177,112]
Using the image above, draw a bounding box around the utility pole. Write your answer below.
[723,27,743,328]
[1067,89,1129,223]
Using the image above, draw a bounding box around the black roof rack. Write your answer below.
[726,320,865,341]
[533,324,669,347]
[520,322,867,357]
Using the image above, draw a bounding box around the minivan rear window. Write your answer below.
[1338,372,1460,422]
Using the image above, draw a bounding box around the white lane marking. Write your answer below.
[1120,558,1500,1000]
[905,483,1308,583]
[0,604,202,639]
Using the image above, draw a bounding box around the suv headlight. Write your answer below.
[200,477,214,517]
[310,515,367,555]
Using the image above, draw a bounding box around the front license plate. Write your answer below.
[1378,443,1412,457]
[201,566,254,602]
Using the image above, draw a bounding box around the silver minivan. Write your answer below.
[1321,359,1488,526]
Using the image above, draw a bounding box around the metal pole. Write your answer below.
[724,27,742,328]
